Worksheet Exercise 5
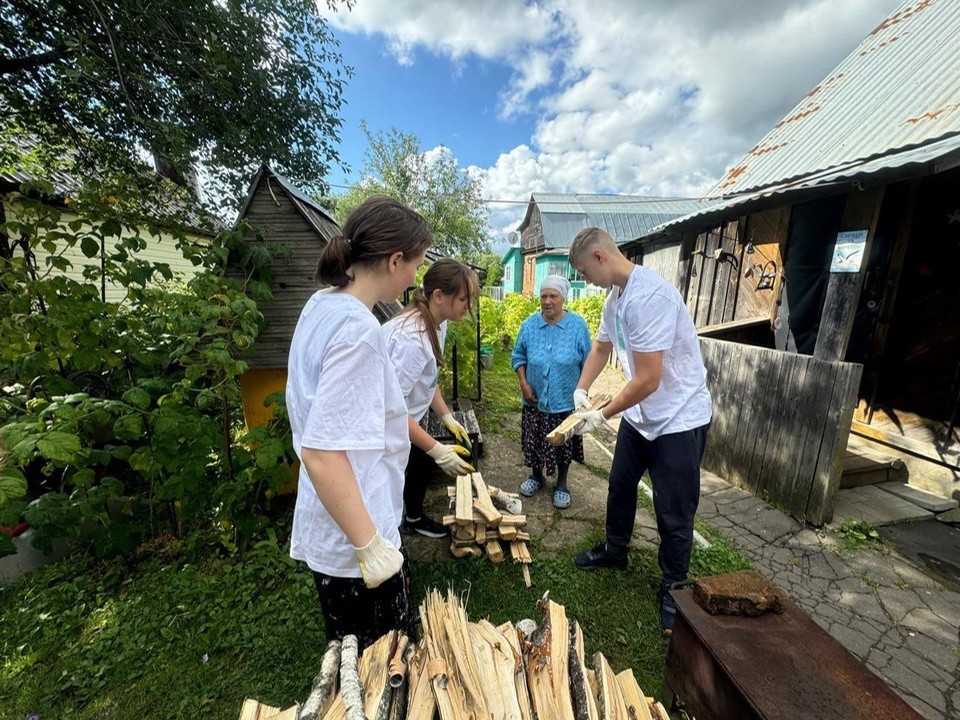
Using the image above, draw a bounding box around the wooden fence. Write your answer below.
[699,338,862,525]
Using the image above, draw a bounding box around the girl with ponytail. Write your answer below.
[286,195,432,648]
[382,258,480,538]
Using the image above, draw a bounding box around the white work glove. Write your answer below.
[440,412,472,452]
[572,409,607,435]
[354,530,404,589]
[426,441,476,477]
[573,388,591,410]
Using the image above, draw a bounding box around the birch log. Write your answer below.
[568,621,599,720]
[298,640,342,720]
[546,393,612,447]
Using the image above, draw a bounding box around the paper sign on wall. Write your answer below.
[830,230,868,273]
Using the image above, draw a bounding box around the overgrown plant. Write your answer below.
[0,167,292,558]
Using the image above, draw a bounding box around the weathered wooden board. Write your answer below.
[700,338,862,524]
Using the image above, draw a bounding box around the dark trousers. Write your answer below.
[606,420,709,590]
[312,556,416,650]
[403,444,434,519]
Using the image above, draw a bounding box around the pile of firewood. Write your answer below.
[441,472,532,587]
[240,590,670,720]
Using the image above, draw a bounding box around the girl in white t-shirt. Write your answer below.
[286,195,432,648]
[382,259,479,538]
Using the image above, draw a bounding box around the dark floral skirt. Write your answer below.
[521,405,584,477]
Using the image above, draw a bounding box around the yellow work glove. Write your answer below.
[426,441,475,477]
[354,530,404,589]
[440,412,472,453]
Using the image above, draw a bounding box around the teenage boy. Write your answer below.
[567,227,712,634]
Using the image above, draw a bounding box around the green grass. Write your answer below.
[0,355,753,718]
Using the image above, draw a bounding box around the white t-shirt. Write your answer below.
[381,312,448,423]
[597,265,712,440]
[286,290,409,577]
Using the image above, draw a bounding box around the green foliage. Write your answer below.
[332,123,489,257]
[499,293,539,342]
[836,519,884,553]
[467,251,504,288]
[567,294,605,337]
[0,153,296,558]
[0,0,353,203]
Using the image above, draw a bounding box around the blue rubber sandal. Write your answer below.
[519,476,544,497]
[553,489,571,509]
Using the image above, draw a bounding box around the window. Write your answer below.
[546,260,567,277]
[569,266,583,282]
[503,264,512,284]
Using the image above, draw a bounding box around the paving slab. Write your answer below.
[830,484,935,527]
[878,482,958,513]
[935,507,960,524]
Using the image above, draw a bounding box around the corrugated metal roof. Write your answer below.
[713,0,960,197]
[526,193,703,249]
[648,132,960,237]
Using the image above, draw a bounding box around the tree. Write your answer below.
[467,251,504,288]
[335,122,489,257]
[0,0,353,205]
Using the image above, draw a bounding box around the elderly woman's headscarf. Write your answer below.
[540,274,571,299]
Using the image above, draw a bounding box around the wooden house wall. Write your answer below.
[236,185,334,369]
[700,337,862,525]
[521,207,544,253]
[638,239,681,287]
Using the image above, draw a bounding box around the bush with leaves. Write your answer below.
[0,172,294,558]
[567,294,605,337]
[500,293,539,342]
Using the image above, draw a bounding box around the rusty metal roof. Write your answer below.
[644,132,960,239]
[712,0,960,197]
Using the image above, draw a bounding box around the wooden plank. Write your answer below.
[756,352,809,503]
[807,362,863,524]
[676,229,697,300]
[455,474,474,525]
[784,359,841,519]
[852,421,960,469]
[813,186,885,361]
[744,348,792,495]
[725,341,764,490]
[696,316,769,337]
[473,474,503,526]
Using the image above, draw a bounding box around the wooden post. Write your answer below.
[813,185,885,362]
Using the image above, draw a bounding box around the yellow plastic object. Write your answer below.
[239,368,298,494]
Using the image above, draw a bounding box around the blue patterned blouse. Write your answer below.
[511,310,592,414]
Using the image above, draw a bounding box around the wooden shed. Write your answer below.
[232,165,401,427]
[623,0,960,523]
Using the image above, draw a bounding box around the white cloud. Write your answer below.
[328,0,904,243]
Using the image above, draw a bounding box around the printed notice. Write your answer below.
[830,230,868,273]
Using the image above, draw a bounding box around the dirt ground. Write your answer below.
[405,366,662,562]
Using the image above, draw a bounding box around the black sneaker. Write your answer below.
[659,588,677,636]
[573,541,628,570]
[400,515,447,539]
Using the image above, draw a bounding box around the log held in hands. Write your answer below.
[546,393,613,447]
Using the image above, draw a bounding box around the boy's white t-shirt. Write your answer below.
[597,265,712,440]
[381,312,448,423]
[286,290,409,578]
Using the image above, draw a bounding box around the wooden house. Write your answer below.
[233,165,406,426]
[500,241,523,294]
[0,138,218,302]
[624,0,960,523]
[512,193,701,296]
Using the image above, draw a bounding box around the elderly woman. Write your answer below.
[512,275,592,509]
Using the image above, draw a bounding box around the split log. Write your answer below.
[526,595,576,720]
[486,539,505,563]
[455,475,473,525]
[361,631,396,720]
[470,620,525,719]
[546,393,612,447]
[614,669,652,720]
[498,514,527,527]
[472,474,503,526]
[264,707,301,720]
[298,639,342,720]
[450,543,482,559]
[475,523,488,544]
[339,635,365,720]
[593,652,630,720]
[239,699,283,720]
[569,621,599,720]
[388,643,414,720]
[498,524,518,541]
[404,644,436,720]
[497,622,535,720]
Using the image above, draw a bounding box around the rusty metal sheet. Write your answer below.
[664,589,923,720]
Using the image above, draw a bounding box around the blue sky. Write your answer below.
[323,0,904,249]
